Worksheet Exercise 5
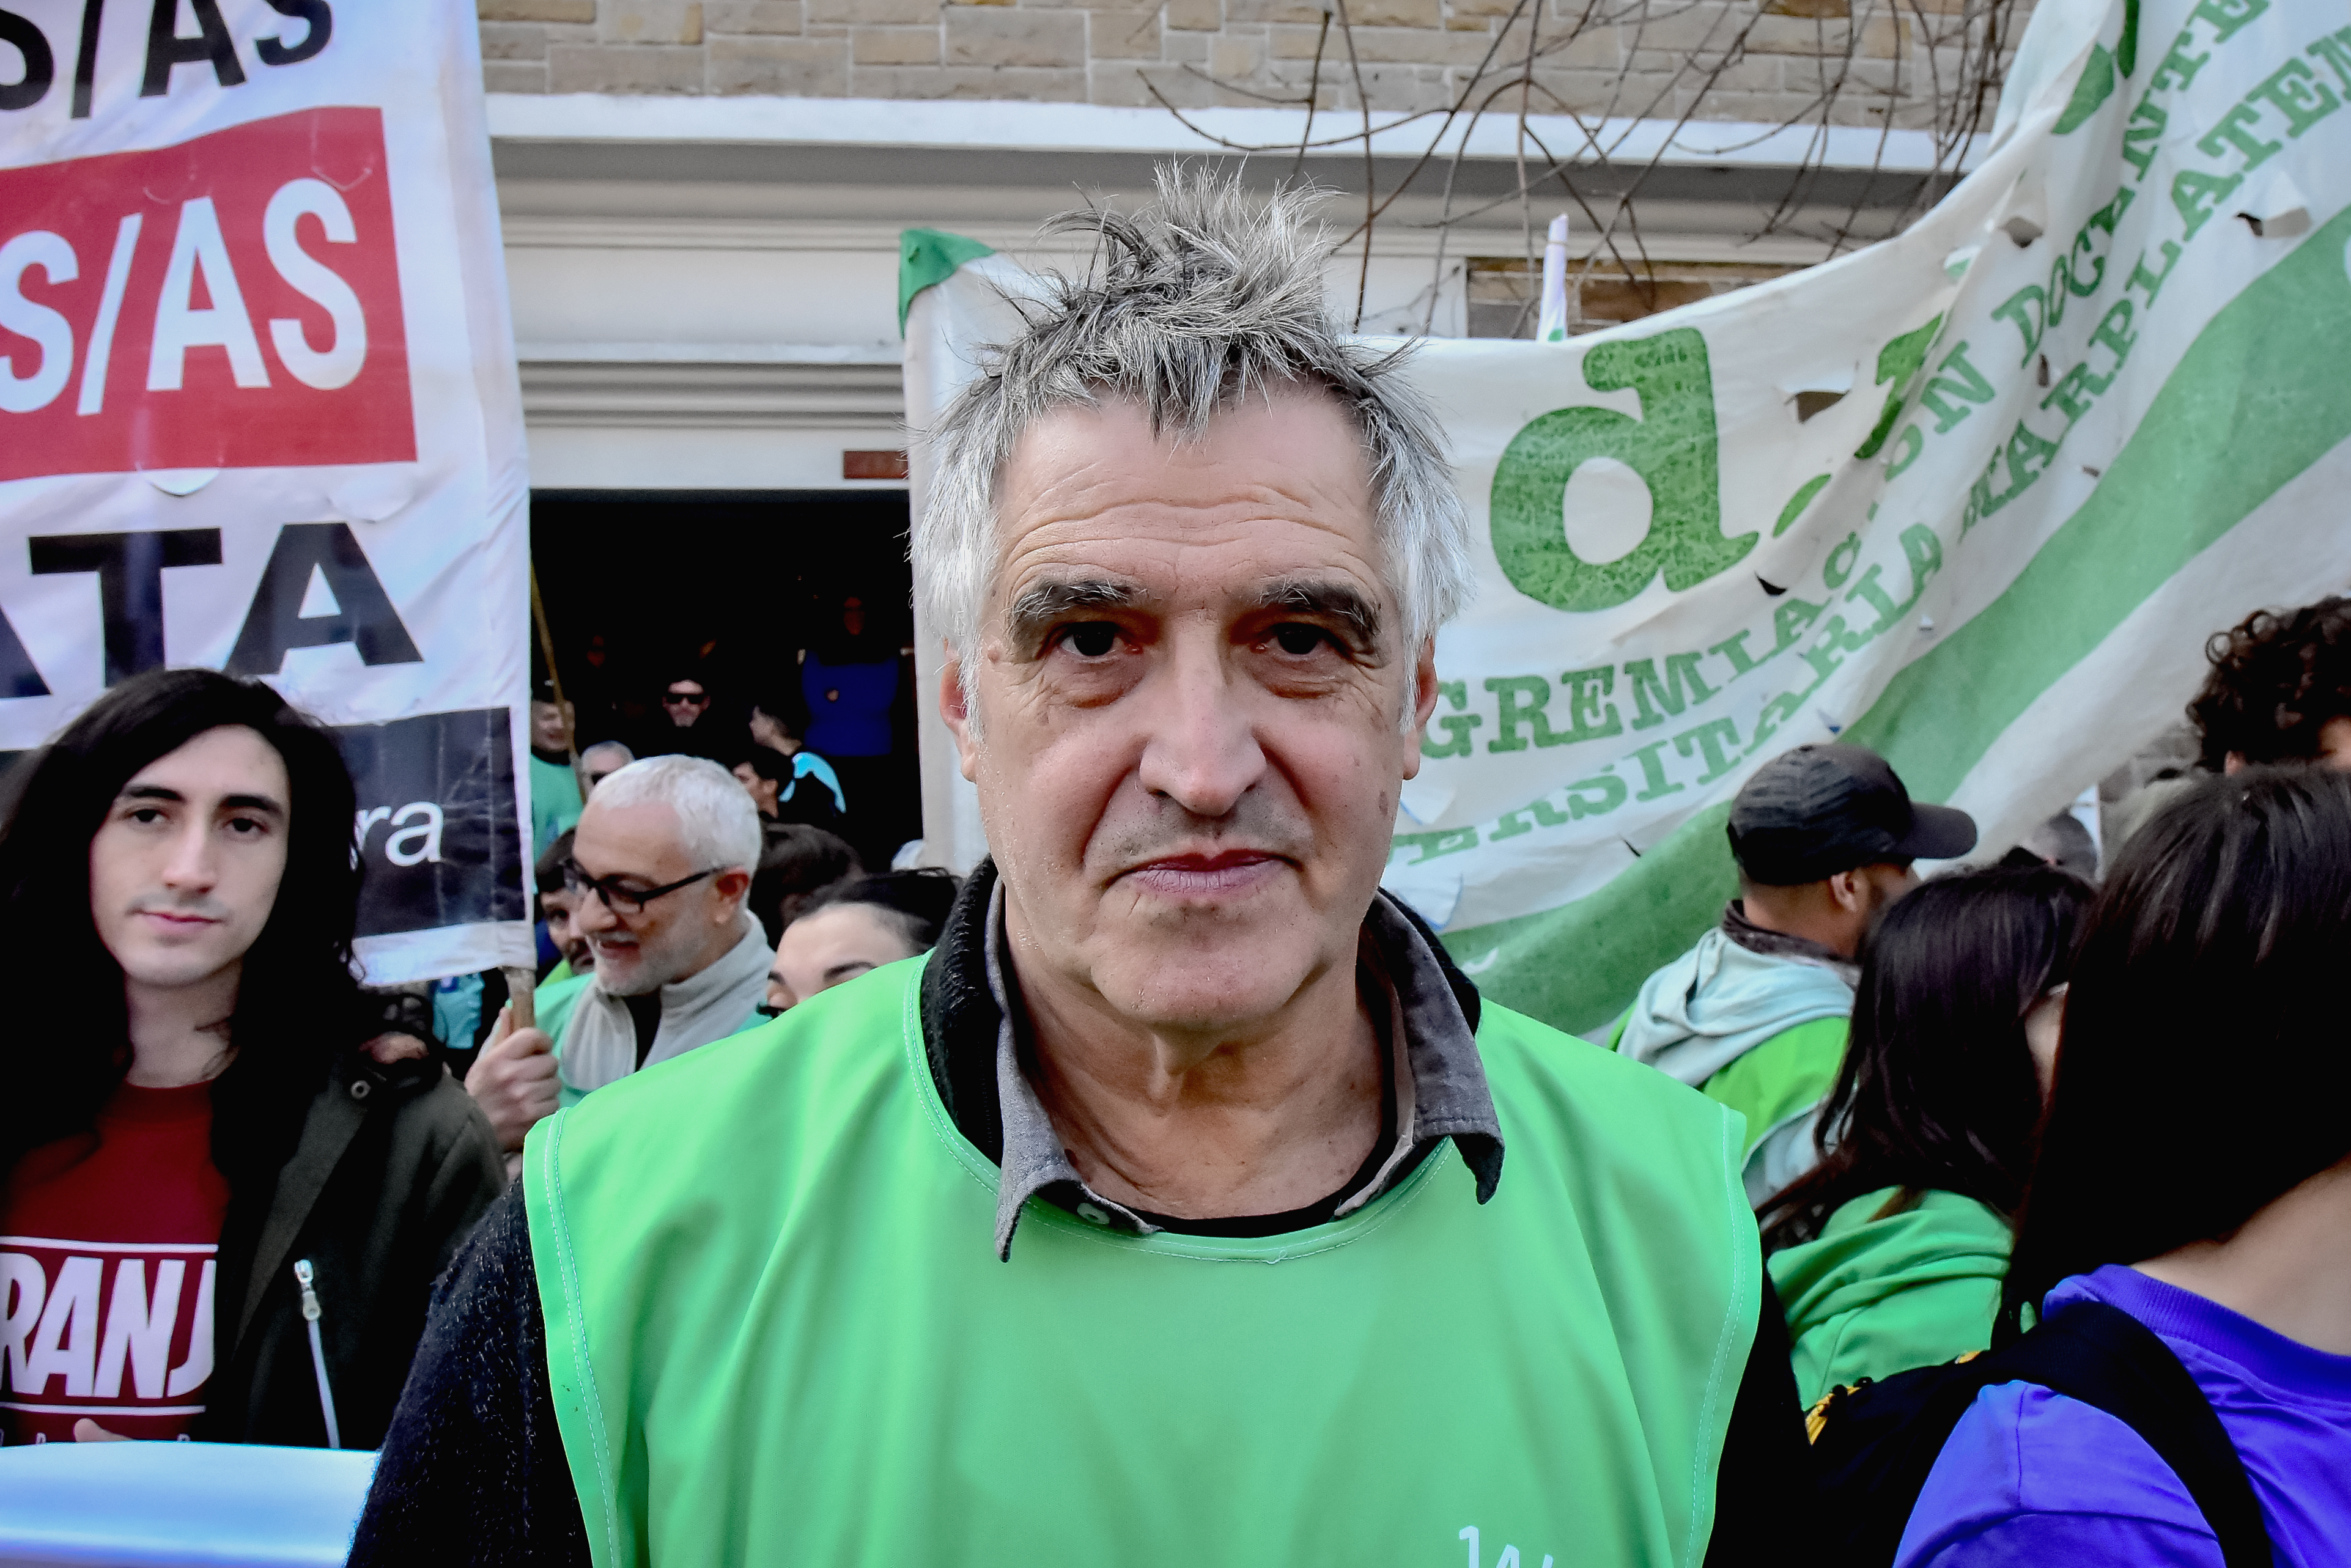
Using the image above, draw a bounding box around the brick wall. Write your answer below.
[479,0,2018,126]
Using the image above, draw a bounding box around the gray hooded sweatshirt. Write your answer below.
[1614,906,1856,1203]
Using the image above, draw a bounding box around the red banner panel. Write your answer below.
[0,107,414,482]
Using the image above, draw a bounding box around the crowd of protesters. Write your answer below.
[0,664,954,1456]
[0,178,2347,1568]
[523,591,919,874]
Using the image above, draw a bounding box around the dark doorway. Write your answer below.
[528,489,920,868]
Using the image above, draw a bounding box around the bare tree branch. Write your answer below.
[1140,0,2024,339]
[1290,12,1332,183]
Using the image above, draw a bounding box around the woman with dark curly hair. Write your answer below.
[2189,595,2351,772]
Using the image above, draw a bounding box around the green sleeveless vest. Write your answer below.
[525,955,1759,1568]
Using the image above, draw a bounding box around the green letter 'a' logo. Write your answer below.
[1489,327,1752,613]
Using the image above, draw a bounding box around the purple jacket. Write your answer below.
[1895,1264,2351,1566]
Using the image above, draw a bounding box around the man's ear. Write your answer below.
[2224,751,2246,775]
[1400,636,1442,780]
[939,648,982,783]
[1826,869,1864,914]
[714,867,753,919]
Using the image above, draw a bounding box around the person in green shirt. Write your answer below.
[526,690,583,858]
[1614,743,1976,1204]
[531,830,593,1035]
[1757,863,2089,1406]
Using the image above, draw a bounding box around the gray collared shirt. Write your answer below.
[984,882,1507,1259]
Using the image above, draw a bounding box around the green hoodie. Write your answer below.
[1766,1186,2012,1406]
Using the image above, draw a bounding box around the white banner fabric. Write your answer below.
[910,0,2351,1036]
[0,0,531,984]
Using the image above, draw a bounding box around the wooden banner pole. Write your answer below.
[527,559,586,797]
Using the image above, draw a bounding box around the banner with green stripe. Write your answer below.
[904,0,2351,1036]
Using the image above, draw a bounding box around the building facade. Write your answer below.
[484,0,2015,859]
[483,0,2009,490]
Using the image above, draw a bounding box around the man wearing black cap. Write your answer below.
[1612,743,1976,1205]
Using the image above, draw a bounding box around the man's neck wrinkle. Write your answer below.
[1733,893,1855,960]
[1035,1047,1383,1219]
[1022,977,1343,1108]
[1003,901,1384,1219]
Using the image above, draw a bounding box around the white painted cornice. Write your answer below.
[518,340,903,364]
[487,94,1979,175]
[498,216,1046,253]
[496,212,1842,267]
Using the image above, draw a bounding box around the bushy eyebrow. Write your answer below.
[1004,576,1148,652]
[1257,578,1382,649]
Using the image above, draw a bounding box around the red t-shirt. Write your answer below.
[1,1081,231,1445]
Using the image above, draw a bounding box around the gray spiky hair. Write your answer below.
[915,169,1473,710]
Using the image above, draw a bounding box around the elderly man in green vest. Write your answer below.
[352,172,1804,1567]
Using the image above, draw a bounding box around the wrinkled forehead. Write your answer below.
[989,389,1384,620]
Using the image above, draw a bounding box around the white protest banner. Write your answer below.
[0,0,531,984]
[906,0,2351,1037]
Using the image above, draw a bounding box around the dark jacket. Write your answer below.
[193,1042,504,1449]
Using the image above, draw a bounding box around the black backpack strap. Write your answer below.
[1991,1301,2272,1568]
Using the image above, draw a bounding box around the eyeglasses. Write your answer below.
[561,859,722,915]
[664,690,710,707]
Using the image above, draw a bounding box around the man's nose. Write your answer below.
[572,891,620,933]
[1134,641,1266,819]
[160,819,218,893]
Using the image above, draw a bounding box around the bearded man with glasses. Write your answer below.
[465,754,773,1155]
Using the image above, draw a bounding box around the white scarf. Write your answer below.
[559,914,772,1097]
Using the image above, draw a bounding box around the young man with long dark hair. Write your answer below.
[1893,768,2351,1566]
[1758,864,2090,1405]
[0,669,504,1448]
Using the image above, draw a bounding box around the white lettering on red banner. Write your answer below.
[0,106,412,483]
[0,1239,216,1442]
